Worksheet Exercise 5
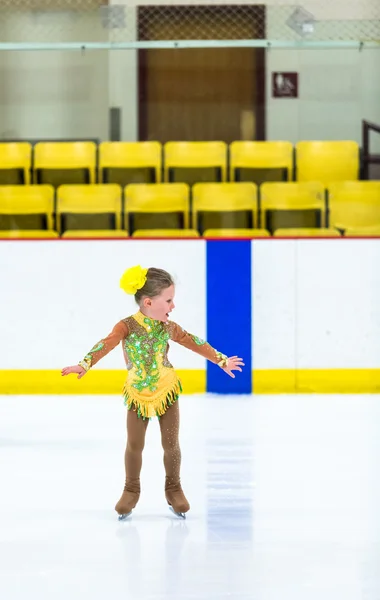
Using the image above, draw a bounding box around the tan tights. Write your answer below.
[123,401,181,495]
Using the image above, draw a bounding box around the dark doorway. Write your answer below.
[138,5,266,143]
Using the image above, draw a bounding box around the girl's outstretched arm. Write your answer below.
[168,321,244,378]
[61,320,129,378]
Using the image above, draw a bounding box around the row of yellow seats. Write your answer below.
[2,227,380,239]
[0,181,368,232]
[0,140,360,186]
[1,181,380,232]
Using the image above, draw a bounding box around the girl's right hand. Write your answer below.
[61,365,87,379]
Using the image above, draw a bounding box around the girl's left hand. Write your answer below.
[222,356,245,378]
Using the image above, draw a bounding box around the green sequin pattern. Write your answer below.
[124,317,170,393]
[191,334,206,346]
[82,341,105,366]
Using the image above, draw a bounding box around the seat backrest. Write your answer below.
[261,182,325,210]
[125,183,190,232]
[57,184,122,212]
[125,183,189,213]
[0,185,54,229]
[261,182,325,231]
[0,142,31,166]
[230,141,293,180]
[99,142,161,167]
[296,141,359,184]
[328,181,380,229]
[164,142,227,181]
[193,182,257,231]
[34,142,97,183]
[99,142,162,182]
[193,182,257,211]
[0,143,32,184]
[57,184,122,232]
[0,185,54,213]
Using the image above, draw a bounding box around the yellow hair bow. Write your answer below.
[120,265,148,295]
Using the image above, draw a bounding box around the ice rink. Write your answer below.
[1,392,379,600]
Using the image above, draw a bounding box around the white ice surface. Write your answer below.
[1,393,380,600]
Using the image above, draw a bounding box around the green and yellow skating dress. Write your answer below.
[79,311,228,419]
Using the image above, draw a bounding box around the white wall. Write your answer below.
[0,49,109,140]
[266,48,380,150]
[264,1,380,147]
[108,0,138,141]
[1,239,380,372]
[0,1,379,144]
[0,11,109,140]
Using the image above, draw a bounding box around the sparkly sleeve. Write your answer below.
[168,322,228,367]
[78,321,129,371]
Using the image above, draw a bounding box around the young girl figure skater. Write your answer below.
[62,266,244,520]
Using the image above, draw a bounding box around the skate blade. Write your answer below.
[118,511,132,521]
[169,506,186,520]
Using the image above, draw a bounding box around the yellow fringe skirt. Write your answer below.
[123,369,182,419]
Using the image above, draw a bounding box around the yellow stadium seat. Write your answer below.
[274,228,341,237]
[99,142,162,185]
[345,225,380,236]
[56,184,122,234]
[0,185,54,230]
[296,141,359,184]
[328,181,380,231]
[230,141,293,183]
[204,228,270,238]
[192,183,257,234]
[0,230,58,238]
[164,142,227,184]
[0,143,32,184]
[62,230,128,238]
[34,141,97,186]
[132,229,199,238]
[125,183,190,234]
[260,182,325,233]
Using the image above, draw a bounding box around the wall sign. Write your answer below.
[272,72,299,98]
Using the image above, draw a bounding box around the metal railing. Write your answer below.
[362,120,380,180]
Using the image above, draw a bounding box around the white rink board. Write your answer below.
[1,239,380,371]
[252,239,380,369]
[0,240,206,370]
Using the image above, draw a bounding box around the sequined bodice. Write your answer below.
[123,313,173,393]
